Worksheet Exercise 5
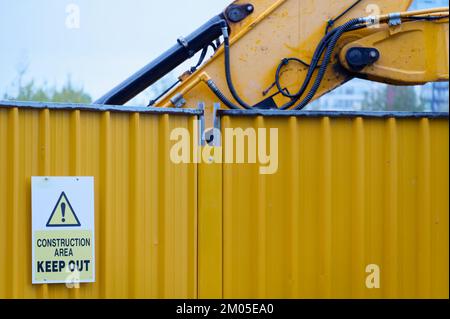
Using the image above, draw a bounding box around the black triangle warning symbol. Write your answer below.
[46,192,81,227]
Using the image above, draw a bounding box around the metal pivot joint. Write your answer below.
[346,47,380,71]
[177,37,195,57]
[225,3,254,23]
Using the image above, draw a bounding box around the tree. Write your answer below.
[51,79,92,104]
[3,70,92,104]
[362,85,425,112]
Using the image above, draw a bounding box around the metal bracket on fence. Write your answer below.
[198,102,221,147]
[209,103,221,147]
[198,102,206,146]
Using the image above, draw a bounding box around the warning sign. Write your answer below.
[31,177,95,284]
[46,192,81,227]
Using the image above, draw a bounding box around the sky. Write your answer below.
[0,0,231,103]
[0,0,447,106]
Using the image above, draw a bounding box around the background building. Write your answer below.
[420,82,450,112]
[412,0,449,112]
[409,0,449,10]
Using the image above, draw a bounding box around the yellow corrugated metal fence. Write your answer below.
[0,102,198,298]
[218,112,448,298]
[0,102,448,298]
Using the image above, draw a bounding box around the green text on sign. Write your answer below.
[34,230,94,283]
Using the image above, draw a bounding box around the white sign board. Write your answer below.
[31,177,95,284]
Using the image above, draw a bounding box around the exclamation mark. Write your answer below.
[61,202,66,223]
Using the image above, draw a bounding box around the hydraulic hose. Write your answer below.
[277,28,340,109]
[207,79,241,109]
[292,18,363,110]
[222,25,253,109]
[208,19,366,111]
[277,24,366,110]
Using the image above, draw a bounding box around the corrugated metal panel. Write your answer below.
[221,114,449,299]
[1,102,448,299]
[0,103,198,299]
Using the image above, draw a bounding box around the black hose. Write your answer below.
[277,28,345,109]
[207,79,241,109]
[276,29,337,103]
[209,19,366,111]
[405,15,449,21]
[223,35,253,109]
[220,22,329,110]
[147,79,181,106]
[149,41,217,106]
[293,18,363,110]
[276,24,366,107]
[326,0,364,34]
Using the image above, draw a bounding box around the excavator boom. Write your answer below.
[96,0,449,113]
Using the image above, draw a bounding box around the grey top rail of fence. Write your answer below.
[219,110,449,119]
[1,101,448,118]
[218,109,449,118]
[0,100,203,116]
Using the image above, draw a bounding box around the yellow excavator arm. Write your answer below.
[339,9,449,85]
[96,0,449,115]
